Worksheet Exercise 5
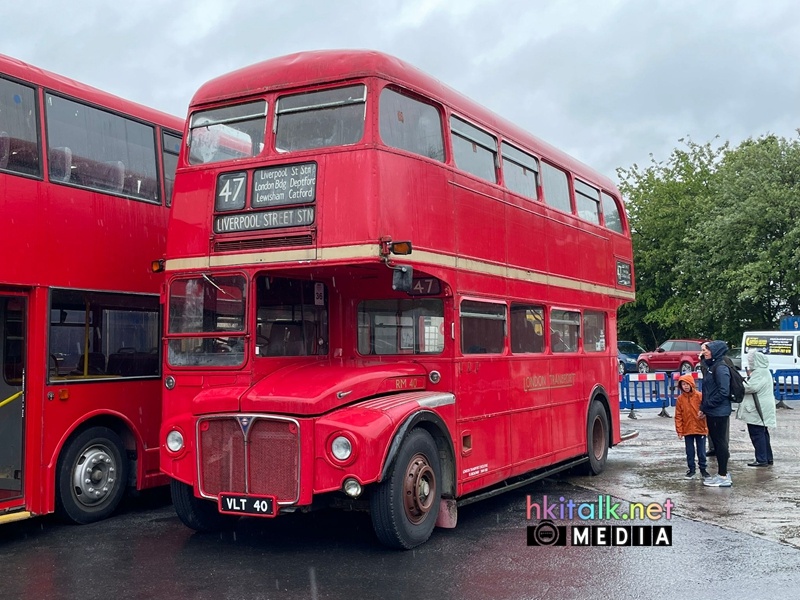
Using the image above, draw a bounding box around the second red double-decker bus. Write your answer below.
[0,54,183,525]
[160,50,635,548]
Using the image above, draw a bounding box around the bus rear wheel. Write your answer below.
[171,479,238,533]
[56,426,128,524]
[585,401,609,475]
[370,428,441,549]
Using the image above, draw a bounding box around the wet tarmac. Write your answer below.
[571,401,800,548]
[1,402,799,600]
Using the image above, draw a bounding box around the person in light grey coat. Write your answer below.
[738,350,777,466]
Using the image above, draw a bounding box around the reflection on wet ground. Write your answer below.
[569,401,800,547]
[1,404,799,600]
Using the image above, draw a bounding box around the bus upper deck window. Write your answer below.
[188,101,266,165]
[275,84,366,152]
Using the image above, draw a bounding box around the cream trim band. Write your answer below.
[165,244,635,300]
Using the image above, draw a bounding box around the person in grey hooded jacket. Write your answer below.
[738,350,777,466]
[699,340,733,487]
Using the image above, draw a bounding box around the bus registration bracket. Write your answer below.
[218,493,277,517]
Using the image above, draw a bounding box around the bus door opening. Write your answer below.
[0,295,26,503]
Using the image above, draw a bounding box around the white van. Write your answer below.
[741,331,800,371]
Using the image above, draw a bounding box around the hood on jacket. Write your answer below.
[748,349,770,370]
[707,340,729,362]
[677,373,697,392]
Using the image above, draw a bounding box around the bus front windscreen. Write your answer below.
[167,274,247,367]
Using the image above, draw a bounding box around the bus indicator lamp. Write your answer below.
[390,241,412,255]
[166,430,184,452]
[151,259,165,273]
[379,237,413,257]
[343,478,362,498]
[164,376,176,390]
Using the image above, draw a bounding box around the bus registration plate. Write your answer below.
[218,493,276,517]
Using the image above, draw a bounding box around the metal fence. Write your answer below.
[619,369,798,414]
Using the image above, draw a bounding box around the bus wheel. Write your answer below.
[370,428,441,549]
[585,401,609,475]
[171,479,237,532]
[56,426,128,524]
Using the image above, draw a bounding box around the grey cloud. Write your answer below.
[1,0,798,182]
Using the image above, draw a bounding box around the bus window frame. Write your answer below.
[274,83,367,154]
[459,297,507,355]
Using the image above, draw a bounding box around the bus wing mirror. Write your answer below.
[392,265,413,292]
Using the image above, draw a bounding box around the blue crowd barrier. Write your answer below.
[620,368,798,414]
[619,373,669,416]
[773,369,800,405]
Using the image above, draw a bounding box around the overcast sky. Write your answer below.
[1,0,798,183]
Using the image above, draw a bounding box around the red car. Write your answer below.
[637,339,707,374]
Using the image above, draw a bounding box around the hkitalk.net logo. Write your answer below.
[525,495,673,547]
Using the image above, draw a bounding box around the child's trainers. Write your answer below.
[684,469,695,479]
[700,469,711,479]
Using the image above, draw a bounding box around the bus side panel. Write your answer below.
[507,355,554,475]
[548,354,586,464]
[454,355,512,496]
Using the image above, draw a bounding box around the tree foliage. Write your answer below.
[617,133,800,349]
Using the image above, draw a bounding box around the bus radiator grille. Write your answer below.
[247,419,300,502]
[198,417,300,503]
[199,418,246,496]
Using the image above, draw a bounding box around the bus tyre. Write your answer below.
[585,401,609,476]
[370,428,441,549]
[171,479,237,533]
[56,426,128,524]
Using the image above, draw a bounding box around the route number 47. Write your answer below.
[410,277,441,296]
[216,172,247,210]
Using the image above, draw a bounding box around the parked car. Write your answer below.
[636,339,707,374]
[618,340,645,374]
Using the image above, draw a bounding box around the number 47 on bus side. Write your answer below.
[410,277,440,296]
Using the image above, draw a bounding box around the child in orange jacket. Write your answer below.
[675,374,710,480]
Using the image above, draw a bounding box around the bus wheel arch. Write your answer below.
[370,427,443,549]
[585,391,611,476]
[379,411,455,499]
[55,425,129,523]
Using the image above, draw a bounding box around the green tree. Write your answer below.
[618,133,800,348]
[617,138,725,349]
[679,134,800,339]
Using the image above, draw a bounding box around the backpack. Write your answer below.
[712,356,745,403]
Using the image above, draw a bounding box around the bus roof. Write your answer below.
[190,49,616,191]
[0,53,183,130]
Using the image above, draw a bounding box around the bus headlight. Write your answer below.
[166,429,184,452]
[331,435,352,461]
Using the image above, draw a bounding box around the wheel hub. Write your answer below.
[403,453,436,524]
[72,445,117,507]
[592,418,605,460]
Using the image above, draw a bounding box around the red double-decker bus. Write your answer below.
[0,54,183,525]
[161,50,635,548]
